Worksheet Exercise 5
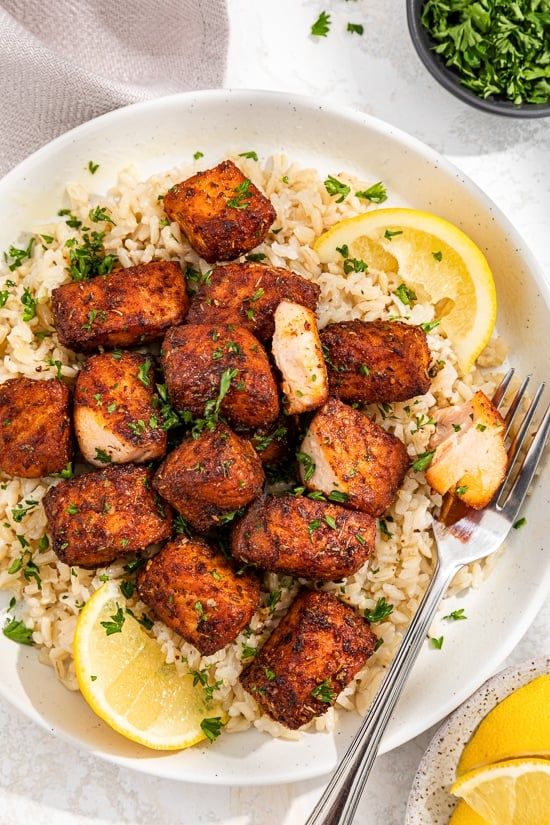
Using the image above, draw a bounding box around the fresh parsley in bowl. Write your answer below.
[407,0,550,117]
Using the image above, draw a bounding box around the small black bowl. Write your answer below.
[407,0,550,118]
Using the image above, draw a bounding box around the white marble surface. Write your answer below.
[1,1,549,823]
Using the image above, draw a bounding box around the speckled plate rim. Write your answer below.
[405,655,550,824]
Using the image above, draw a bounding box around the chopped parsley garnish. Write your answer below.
[411,450,435,472]
[513,517,527,529]
[347,22,364,35]
[193,150,204,160]
[328,490,348,503]
[430,635,444,650]
[58,209,82,229]
[420,320,441,333]
[324,514,337,529]
[227,179,252,210]
[0,290,9,307]
[200,716,223,742]
[384,228,403,240]
[65,230,117,281]
[343,256,368,274]
[296,451,316,482]
[420,0,550,106]
[246,252,266,262]
[252,425,287,453]
[185,267,212,295]
[476,423,487,432]
[6,237,35,271]
[364,597,394,623]
[46,357,63,379]
[100,604,125,636]
[265,589,282,613]
[194,600,209,622]
[123,556,146,574]
[264,667,276,681]
[455,485,468,496]
[324,175,350,203]
[88,161,99,174]
[191,367,239,438]
[94,448,112,464]
[238,151,258,161]
[67,503,79,515]
[336,244,349,258]
[394,283,417,306]
[2,618,34,645]
[359,363,370,377]
[432,250,443,262]
[82,308,106,331]
[379,518,393,539]
[11,499,38,522]
[41,234,54,244]
[89,206,115,224]
[241,643,257,659]
[117,570,131,590]
[307,518,323,538]
[311,679,336,703]
[443,608,467,621]
[355,181,387,203]
[21,288,37,322]
[137,359,152,387]
[311,10,331,37]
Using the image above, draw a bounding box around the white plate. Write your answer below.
[405,656,550,824]
[0,90,549,786]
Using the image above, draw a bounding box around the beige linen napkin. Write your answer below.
[0,0,229,176]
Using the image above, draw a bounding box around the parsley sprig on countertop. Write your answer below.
[421,0,550,106]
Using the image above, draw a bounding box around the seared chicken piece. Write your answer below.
[51,261,188,352]
[320,320,431,404]
[232,495,376,581]
[0,377,72,478]
[153,423,265,533]
[43,464,172,568]
[426,390,507,509]
[299,398,410,516]
[162,323,280,430]
[250,416,294,466]
[272,301,329,414]
[74,351,166,466]
[240,588,377,729]
[186,262,320,341]
[137,535,261,656]
[163,160,276,263]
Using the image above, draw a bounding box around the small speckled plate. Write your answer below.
[405,656,550,824]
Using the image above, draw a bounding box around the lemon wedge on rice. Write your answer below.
[74,582,223,750]
[314,208,497,373]
[450,758,550,825]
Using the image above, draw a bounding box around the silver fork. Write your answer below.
[306,369,550,825]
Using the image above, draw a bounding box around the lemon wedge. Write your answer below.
[314,208,497,373]
[450,758,550,825]
[74,582,223,750]
[458,675,550,775]
[450,801,490,825]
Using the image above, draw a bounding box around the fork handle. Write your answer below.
[306,558,461,825]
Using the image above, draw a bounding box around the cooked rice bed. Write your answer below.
[0,155,507,739]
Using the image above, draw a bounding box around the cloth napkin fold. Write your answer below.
[0,0,229,176]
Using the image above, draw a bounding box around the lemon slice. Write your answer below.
[449,801,489,824]
[450,758,550,825]
[314,208,497,373]
[74,582,222,750]
[458,675,550,776]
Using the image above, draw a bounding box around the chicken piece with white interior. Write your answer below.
[426,390,507,509]
[271,301,328,414]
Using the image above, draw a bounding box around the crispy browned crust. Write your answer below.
[320,320,431,403]
[305,398,410,516]
[137,535,261,655]
[231,495,375,581]
[43,464,172,568]
[74,351,167,463]
[51,261,188,352]
[0,377,72,478]
[163,160,276,263]
[161,323,280,429]
[187,262,320,340]
[240,588,377,728]
[153,423,265,533]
